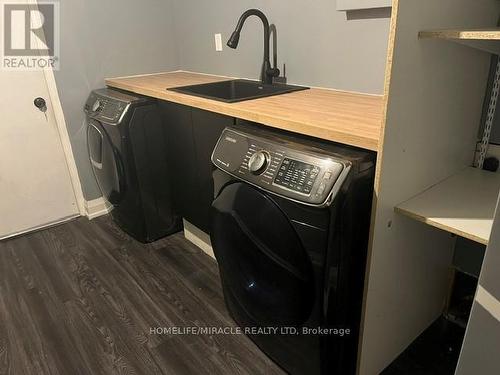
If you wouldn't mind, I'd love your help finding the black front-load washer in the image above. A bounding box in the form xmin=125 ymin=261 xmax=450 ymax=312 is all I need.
xmin=85 ymin=88 xmax=181 ymax=242
xmin=210 ymin=123 xmax=376 ymax=375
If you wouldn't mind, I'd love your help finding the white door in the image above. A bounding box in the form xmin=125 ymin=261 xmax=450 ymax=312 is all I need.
xmin=0 ymin=68 xmax=79 ymax=239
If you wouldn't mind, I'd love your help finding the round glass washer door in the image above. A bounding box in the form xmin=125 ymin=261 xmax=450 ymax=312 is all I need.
xmin=211 ymin=182 xmax=315 ymax=326
xmin=87 ymin=120 xmax=125 ymax=205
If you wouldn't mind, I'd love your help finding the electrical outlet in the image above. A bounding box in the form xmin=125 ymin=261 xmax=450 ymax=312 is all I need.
xmin=214 ymin=33 xmax=223 ymax=52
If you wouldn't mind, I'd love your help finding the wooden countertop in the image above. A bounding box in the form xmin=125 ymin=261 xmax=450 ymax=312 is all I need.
xmin=105 ymin=71 xmax=384 ymax=151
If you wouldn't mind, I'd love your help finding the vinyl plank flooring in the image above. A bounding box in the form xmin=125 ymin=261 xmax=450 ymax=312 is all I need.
xmin=0 ymin=216 xmax=286 ymax=375
xmin=0 ymin=237 xmax=86 ymax=375
xmin=50 ymin=226 xmax=167 ymax=348
xmin=106 ymin=236 xmax=277 ymax=373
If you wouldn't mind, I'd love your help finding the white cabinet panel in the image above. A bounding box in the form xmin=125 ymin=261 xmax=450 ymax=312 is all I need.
xmin=337 ymin=0 xmax=392 ymax=11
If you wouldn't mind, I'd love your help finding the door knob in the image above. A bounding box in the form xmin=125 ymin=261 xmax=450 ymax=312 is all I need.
xmin=34 ymin=97 xmax=47 ymax=112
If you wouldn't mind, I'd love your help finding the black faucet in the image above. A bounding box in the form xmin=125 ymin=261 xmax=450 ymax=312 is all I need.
xmin=227 ymin=9 xmax=280 ymax=85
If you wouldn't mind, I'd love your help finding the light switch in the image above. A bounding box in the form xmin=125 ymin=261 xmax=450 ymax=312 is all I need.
xmin=214 ymin=33 xmax=223 ymax=52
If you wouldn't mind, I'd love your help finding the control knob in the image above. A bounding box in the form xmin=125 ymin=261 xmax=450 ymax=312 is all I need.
xmin=92 ymin=100 xmax=102 ymax=112
xmin=248 ymin=151 xmax=270 ymax=175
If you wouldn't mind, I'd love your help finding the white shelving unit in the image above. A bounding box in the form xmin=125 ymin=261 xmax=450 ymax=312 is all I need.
xmin=359 ymin=1 xmax=500 ymax=374
xmin=395 ymin=167 xmax=500 ymax=245
xmin=336 ymin=0 xmax=391 ymax=11
xmin=402 ymin=27 xmax=500 ymax=241
xmin=417 ymin=27 xmax=500 ymax=375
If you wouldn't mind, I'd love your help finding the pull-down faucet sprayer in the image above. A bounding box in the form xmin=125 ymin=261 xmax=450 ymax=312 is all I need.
xmin=227 ymin=9 xmax=280 ymax=84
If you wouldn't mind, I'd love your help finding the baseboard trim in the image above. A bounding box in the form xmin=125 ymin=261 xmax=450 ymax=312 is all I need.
xmin=183 ymin=219 xmax=215 ymax=258
xmin=84 ymin=197 xmax=113 ymax=220
xmin=0 ymin=214 xmax=79 ymax=241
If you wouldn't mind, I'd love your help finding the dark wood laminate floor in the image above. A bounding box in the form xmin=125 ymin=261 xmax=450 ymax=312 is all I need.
xmin=0 ymin=216 xmax=286 ymax=375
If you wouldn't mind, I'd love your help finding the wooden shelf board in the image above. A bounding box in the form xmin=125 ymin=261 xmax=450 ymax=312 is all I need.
xmin=419 ymin=28 xmax=500 ymax=41
xmin=395 ymin=167 xmax=500 ymax=245
xmin=419 ymin=28 xmax=500 ymax=54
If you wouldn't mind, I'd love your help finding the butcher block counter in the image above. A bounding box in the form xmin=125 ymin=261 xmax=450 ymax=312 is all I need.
xmin=105 ymin=71 xmax=384 ymax=151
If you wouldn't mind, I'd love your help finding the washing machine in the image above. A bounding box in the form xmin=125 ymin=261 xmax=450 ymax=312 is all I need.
xmin=85 ymin=88 xmax=181 ymax=242
xmin=210 ymin=123 xmax=376 ymax=375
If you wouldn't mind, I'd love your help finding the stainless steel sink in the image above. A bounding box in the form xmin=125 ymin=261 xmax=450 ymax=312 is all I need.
xmin=168 ymin=79 xmax=309 ymax=103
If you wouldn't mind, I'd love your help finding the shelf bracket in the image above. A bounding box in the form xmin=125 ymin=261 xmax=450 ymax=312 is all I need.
xmin=477 ymin=58 xmax=500 ymax=169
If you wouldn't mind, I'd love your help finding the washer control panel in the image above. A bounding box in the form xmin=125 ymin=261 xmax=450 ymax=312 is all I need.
xmin=274 ymin=158 xmax=320 ymax=195
xmin=212 ymin=127 xmax=350 ymax=206
xmin=84 ymin=88 xmax=141 ymax=125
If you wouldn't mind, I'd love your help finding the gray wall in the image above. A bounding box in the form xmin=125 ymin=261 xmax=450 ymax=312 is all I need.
xmin=172 ymin=1 xmax=391 ymax=94
xmin=55 ymin=1 xmax=391 ymax=200
xmin=54 ymin=0 xmax=178 ymax=200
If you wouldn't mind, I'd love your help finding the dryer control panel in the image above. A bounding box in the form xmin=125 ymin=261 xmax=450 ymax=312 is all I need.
xmin=211 ymin=127 xmax=351 ymax=207
xmin=84 ymin=88 xmax=145 ymax=125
